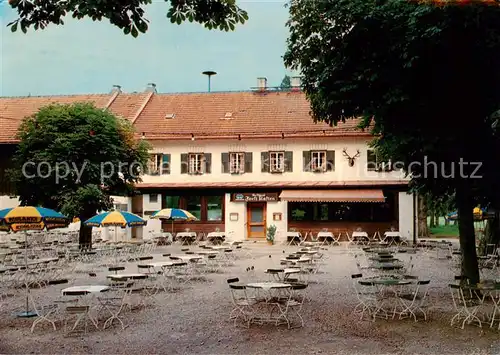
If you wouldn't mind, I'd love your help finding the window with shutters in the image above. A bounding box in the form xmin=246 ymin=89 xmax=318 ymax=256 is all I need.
xmin=147 ymin=154 xmax=170 ymax=175
xmin=148 ymin=154 xmax=162 ymax=175
xmin=189 ymin=153 xmax=204 ymax=174
xmin=229 ymin=152 xmax=245 ymax=174
xmin=311 ymin=151 xmax=326 ymax=171
xmin=269 ymin=151 xmax=285 ymax=173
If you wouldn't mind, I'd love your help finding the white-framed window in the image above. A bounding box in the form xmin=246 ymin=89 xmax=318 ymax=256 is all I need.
xmin=230 ymin=152 xmax=245 ymax=174
xmin=311 ymin=151 xmax=326 ymax=171
xmin=148 ymin=154 xmax=162 ymax=175
xmin=189 ymin=153 xmax=204 ymax=174
xmin=367 ymin=149 xmax=392 ymax=172
xmin=114 ymin=203 xmax=128 ymax=212
xmin=149 ymin=194 xmax=158 ymax=203
xmin=269 ymin=151 xmax=285 ymax=173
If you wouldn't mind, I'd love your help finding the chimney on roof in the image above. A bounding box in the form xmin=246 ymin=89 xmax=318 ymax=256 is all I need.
xmin=111 ymin=85 xmax=121 ymax=94
xmin=257 ymin=77 xmax=267 ymax=92
xmin=291 ymin=76 xmax=301 ymax=91
xmin=145 ymin=83 xmax=157 ymax=93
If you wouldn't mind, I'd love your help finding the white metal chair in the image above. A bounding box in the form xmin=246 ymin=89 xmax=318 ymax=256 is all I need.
xmin=227 ymin=278 xmax=256 ymax=328
xmin=449 ymin=284 xmax=483 ymax=329
xmin=395 ymin=280 xmax=430 ymax=321
xmin=351 ymin=274 xmax=377 ymax=320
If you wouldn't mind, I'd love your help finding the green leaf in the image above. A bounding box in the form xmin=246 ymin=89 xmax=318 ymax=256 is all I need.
xmin=11 ymin=22 xmax=18 ymax=32
xmin=131 ymin=26 xmax=139 ymax=37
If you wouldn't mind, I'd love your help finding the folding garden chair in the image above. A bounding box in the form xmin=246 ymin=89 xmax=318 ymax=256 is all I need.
xmin=449 ymin=284 xmax=483 ymax=329
xmin=351 ymin=274 xmax=377 ymax=320
xmin=227 ymin=279 xmax=256 ymax=328
xmin=395 ymin=280 xmax=430 ymax=321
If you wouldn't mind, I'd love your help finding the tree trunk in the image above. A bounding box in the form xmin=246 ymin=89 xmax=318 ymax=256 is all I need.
xmin=78 ymin=209 xmax=96 ymax=250
xmin=444 ymin=217 xmax=450 ymax=226
xmin=417 ymin=195 xmax=429 ymax=238
xmin=79 ymin=224 xmax=93 ymax=251
xmin=456 ymin=185 xmax=480 ymax=284
xmin=430 ymin=213 xmax=436 ymax=228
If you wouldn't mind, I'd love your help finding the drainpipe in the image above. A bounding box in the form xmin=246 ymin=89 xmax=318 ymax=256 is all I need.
xmin=413 ymin=193 xmax=417 ymax=245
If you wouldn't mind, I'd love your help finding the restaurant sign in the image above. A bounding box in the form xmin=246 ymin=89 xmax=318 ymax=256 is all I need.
xmin=231 ymin=193 xmax=279 ymax=202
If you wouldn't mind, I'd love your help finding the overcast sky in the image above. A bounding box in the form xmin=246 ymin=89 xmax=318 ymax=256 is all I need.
xmin=0 ymin=1 xmax=293 ymax=96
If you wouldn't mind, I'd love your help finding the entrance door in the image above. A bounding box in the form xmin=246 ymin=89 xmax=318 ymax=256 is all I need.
xmin=247 ymin=202 xmax=267 ymax=238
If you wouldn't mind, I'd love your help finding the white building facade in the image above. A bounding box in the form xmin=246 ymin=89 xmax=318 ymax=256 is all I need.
xmin=0 ymin=80 xmax=417 ymax=243
xmin=134 ymin=137 xmax=414 ymax=242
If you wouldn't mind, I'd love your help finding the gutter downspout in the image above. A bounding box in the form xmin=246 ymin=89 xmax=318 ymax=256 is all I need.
xmin=413 ymin=192 xmax=417 ymax=245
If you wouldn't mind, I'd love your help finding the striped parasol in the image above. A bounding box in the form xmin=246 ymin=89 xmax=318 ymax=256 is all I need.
xmin=84 ymin=210 xmax=147 ymax=228
xmin=151 ymin=208 xmax=198 ymax=234
xmin=0 ymin=206 xmax=69 ymax=318
xmin=0 ymin=206 xmax=69 ymax=232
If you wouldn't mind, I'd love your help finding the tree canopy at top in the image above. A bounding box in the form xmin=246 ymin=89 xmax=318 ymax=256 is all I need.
xmin=7 ymin=0 xmax=248 ymax=37
xmin=284 ymin=0 xmax=500 ymax=198
xmin=284 ymin=0 xmax=500 ymax=283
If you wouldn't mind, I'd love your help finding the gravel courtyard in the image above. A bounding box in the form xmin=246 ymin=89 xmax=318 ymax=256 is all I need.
xmin=1 ymin=244 xmax=499 ymax=355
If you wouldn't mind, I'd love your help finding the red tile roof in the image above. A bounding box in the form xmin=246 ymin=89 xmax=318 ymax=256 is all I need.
xmin=0 ymin=90 xmax=369 ymax=143
xmin=0 ymin=94 xmax=112 ymax=143
xmin=133 ymin=91 xmax=368 ymax=140
xmin=0 ymin=93 xmax=149 ymax=143
xmin=135 ymin=180 xmax=408 ymax=189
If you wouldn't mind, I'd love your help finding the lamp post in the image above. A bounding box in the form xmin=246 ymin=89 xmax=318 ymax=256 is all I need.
xmin=202 ymin=71 xmax=217 ymax=92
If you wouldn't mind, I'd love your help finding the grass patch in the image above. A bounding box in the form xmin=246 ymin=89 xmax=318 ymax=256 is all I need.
xmin=429 ymin=224 xmax=459 ymax=237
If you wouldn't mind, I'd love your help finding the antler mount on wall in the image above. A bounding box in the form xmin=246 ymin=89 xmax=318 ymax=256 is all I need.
xmin=342 ymin=148 xmax=361 ymax=167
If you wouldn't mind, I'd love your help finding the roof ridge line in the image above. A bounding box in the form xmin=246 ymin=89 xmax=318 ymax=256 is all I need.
xmin=131 ymin=91 xmax=155 ymax=124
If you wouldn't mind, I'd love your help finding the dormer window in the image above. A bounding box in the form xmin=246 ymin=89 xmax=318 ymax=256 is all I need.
xmin=165 ymin=113 xmax=175 ymax=119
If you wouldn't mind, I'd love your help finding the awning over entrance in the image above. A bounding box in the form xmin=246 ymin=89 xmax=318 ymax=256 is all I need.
xmin=279 ymin=189 xmax=385 ymax=203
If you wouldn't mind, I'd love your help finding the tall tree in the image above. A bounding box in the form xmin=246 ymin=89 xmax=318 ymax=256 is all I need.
xmin=7 ymin=0 xmax=248 ymax=37
xmin=9 ymin=103 xmax=150 ymax=248
xmin=280 ymin=75 xmax=291 ymax=90
xmin=285 ymin=0 xmax=500 ymax=283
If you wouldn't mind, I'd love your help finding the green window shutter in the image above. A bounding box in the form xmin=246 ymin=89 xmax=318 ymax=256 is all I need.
xmin=284 ymin=151 xmax=293 ymax=172
xmin=261 ymin=152 xmax=269 ymax=173
xmin=303 ymin=151 xmax=311 ymax=171
xmin=244 ymin=152 xmax=253 ymax=173
xmin=204 ymin=153 xmax=212 ymax=174
xmin=326 ymin=150 xmax=335 ymax=172
xmin=221 ymin=153 xmax=229 ymax=173
xmin=162 ymin=154 xmax=170 ymax=174
xmin=180 ymin=153 xmax=188 ymax=174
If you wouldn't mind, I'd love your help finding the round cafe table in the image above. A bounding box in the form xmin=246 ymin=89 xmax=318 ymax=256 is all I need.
xmin=369 ymin=256 xmax=399 ymax=263
xmin=107 ymin=273 xmax=148 ymax=281
xmin=62 ymin=285 xmax=110 ymax=295
xmin=371 ymin=262 xmax=404 ymax=271
xmin=359 ymin=278 xmax=411 ymax=286
xmin=247 ymin=282 xmax=291 ymax=290
xmin=245 ymin=282 xmax=292 ymax=325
